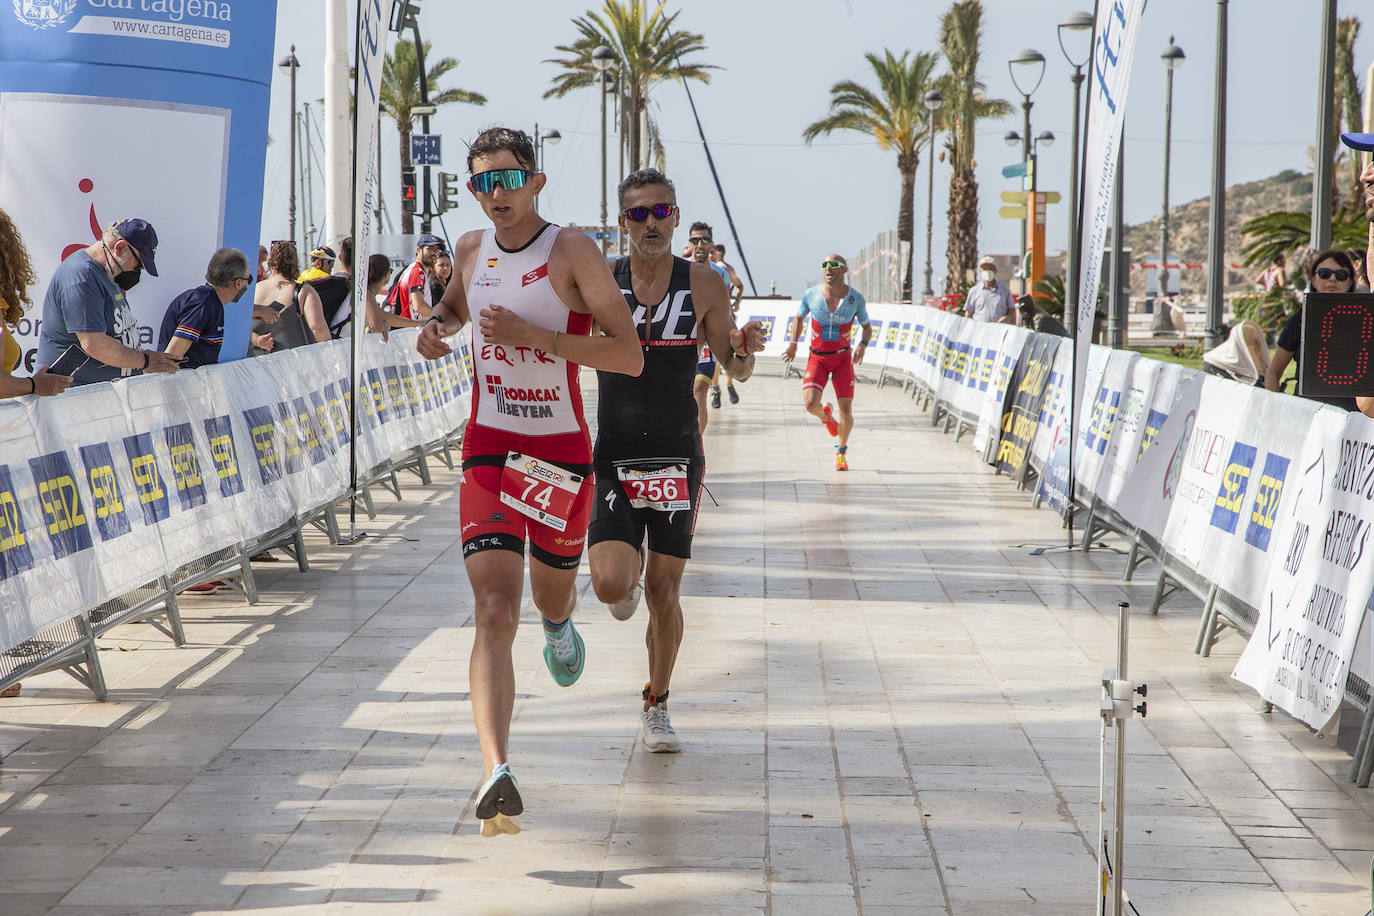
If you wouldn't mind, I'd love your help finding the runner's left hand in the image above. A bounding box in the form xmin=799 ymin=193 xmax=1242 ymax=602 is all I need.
xmin=852 ymin=342 xmax=867 ymax=366
xmin=479 ymin=305 xmax=534 ymax=347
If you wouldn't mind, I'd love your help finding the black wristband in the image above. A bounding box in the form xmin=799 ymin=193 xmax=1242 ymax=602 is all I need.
xmin=142 ymin=351 xmax=149 ymax=369
xmin=29 ymin=377 xmax=36 ymax=395
xmin=731 ymin=347 xmax=752 ymax=361
xmin=426 ymin=315 xmax=444 ymax=328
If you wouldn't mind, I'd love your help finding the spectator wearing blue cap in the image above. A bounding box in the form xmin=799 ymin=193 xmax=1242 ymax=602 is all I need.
xmin=35 ymin=218 xmax=181 ymax=385
xmin=384 ymin=233 xmax=446 ymax=320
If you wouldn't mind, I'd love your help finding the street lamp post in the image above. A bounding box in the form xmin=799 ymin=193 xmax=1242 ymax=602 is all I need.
xmin=278 ymin=46 xmax=300 ymax=252
xmin=1058 ymin=11 xmax=1094 ymax=335
xmin=534 ymin=123 xmax=561 ymax=172
xmin=1009 ymin=49 xmax=1047 ymax=296
xmin=1154 ymin=38 xmax=1186 ymax=332
xmin=592 ymin=45 xmax=614 ymax=256
xmin=922 ymin=89 xmax=943 ymax=299
xmin=1205 ymin=1 xmax=1230 ymax=352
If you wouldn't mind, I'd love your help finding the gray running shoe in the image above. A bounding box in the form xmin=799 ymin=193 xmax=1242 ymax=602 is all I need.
xmin=608 ymin=542 xmax=647 ymax=621
xmin=727 ymin=385 xmax=740 ymax=404
xmin=642 ymin=703 xmax=681 ymax=753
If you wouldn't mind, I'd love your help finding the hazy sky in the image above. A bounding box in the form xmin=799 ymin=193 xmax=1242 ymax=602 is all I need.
xmin=263 ymin=0 xmax=1371 ymax=298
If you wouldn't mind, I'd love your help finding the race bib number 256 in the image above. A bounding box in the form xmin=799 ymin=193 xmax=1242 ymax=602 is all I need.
xmin=499 ymin=452 xmax=582 ymax=531
xmin=617 ymin=464 xmax=690 ymax=511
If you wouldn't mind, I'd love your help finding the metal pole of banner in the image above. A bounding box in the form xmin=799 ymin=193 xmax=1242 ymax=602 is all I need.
xmin=678 ymin=72 xmax=759 ymax=297
xmin=409 ymin=16 xmax=433 ymax=236
xmin=1205 ymin=0 xmax=1229 ymax=351
xmin=1109 ymin=129 xmax=1126 ymax=349
xmin=341 ymin=0 xmax=385 ymax=547
xmin=1066 ymin=4 xmax=1102 ymax=551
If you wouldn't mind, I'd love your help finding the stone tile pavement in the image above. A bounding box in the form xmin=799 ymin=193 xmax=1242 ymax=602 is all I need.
xmin=0 ymin=363 xmax=1371 ymax=914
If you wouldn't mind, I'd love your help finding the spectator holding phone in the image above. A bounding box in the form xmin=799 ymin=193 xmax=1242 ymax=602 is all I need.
xmin=35 ymin=217 xmax=181 ymax=385
xmin=0 ymin=208 xmax=70 ymax=399
xmin=157 ymin=248 xmax=253 ymax=369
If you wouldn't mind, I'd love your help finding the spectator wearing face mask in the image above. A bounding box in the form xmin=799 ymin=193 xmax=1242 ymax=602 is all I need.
xmin=964 ymin=254 xmax=1015 ymax=324
xmin=157 ymin=248 xmax=254 ymax=369
xmin=35 ymin=218 xmax=181 ymax=385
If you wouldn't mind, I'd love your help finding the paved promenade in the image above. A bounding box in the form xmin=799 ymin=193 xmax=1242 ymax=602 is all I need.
xmin=1 ymin=364 xmax=1372 ymax=914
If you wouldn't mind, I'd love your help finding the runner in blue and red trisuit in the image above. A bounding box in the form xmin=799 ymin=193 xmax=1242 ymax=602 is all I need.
xmin=781 ymin=254 xmax=872 ymax=471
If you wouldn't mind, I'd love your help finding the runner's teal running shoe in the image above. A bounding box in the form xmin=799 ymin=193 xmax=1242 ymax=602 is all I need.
xmin=476 ymin=764 xmax=523 ymax=837
xmin=542 ymin=616 xmax=585 ymax=687
xmin=475 ymin=764 xmax=523 ymax=820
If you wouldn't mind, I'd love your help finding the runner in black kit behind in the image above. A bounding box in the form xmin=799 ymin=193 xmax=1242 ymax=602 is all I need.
xmin=588 ymin=168 xmax=766 ymax=752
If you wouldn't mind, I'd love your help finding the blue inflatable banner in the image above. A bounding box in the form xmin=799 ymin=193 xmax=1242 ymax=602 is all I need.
xmin=0 ymin=0 xmax=279 ymax=368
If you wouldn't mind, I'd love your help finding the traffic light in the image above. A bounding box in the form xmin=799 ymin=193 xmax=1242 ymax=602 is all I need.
xmin=437 ymin=171 xmax=461 ymax=214
xmin=400 ymin=166 xmax=417 ymax=215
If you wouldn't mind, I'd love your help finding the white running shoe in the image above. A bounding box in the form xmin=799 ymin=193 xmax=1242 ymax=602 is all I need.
xmin=642 ymin=703 xmax=681 ymax=753
xmin=607 ymin=542 xmax=647 ymax=621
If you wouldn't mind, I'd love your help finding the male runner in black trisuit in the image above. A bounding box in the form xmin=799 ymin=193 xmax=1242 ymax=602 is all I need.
xmin=589 ymin=168 xmax=765 ymax=752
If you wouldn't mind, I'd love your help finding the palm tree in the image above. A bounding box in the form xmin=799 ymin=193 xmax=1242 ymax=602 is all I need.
xmin=1334 ymin=17 xmax=1364 ymax=211
xmin=938 ymin=0 xmax=1012 ymax=298
xmin=545 ymin=0 xmax=715 ymax=171
xmin=803 ymin=50 xmax=940 ymax=302
xmin=380 ymin=41 xmax=486 ymax=234
xmin=1240 ymin=208 xmax=1369 ymax=270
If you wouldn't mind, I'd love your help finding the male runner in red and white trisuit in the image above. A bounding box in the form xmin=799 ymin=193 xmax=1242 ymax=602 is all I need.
xmin=589 ymin=168 xmax=766 ymax=753
xmin=417 ymin=127 xmax=643 ymax=836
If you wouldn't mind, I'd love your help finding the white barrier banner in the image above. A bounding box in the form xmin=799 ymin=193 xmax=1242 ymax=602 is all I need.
xmin=0 ymin=329 xmax=471 ymax=658
xmin=1200 ymin=389 xmax=1321 ymax=609
xmin=1031 ymin=343 xmax=1074 ymax=512
xmin=1116 ymin=372 xmax=1204 ymax=540
xmin=1233 ymin=409 xmax=1374 ymax=732
xmin=1160 ymin=377 xmax=1255 ymax=571
xmin=973 ymin=326 xmax=1030 ymax=459
xmin=1095 ymin=355 xmax=1163 ymax=508
xmin=1076 ymin=349 xmax=1138 ymax=497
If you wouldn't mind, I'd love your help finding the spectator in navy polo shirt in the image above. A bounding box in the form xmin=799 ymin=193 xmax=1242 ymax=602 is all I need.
xmin=157 ymin=247 xmax=253 ymax=369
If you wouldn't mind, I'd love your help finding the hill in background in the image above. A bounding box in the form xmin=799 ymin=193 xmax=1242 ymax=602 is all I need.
xmin=1118 ymin=169 xmax=1315 ymax=298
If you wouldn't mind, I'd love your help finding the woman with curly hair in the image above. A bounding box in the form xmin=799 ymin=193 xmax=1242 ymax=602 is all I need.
xmin=0 ymin=208 xmax=71 ymax=399
xmin=0 ymin=210 xmax=70 ymax=697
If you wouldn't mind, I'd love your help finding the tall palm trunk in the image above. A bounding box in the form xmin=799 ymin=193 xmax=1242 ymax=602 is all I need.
xmin=398 ymin=122 xmax=415 ymax=235
xmin=897 ymin=152 xmax=917 ymax=302
xmin=946 ymin=166 xmax=979 ymax=297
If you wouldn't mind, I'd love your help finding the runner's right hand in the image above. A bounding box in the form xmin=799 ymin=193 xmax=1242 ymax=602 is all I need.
xmin=417 ymin=320 xmax=453 ymax=360
xmin=145 ymin=351 xmax=182 ymax=374
xmin=781 ymin=341 xmax=797 ymax=363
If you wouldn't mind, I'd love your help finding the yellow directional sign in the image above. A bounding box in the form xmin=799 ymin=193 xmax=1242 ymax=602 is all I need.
xmin=1042 ymin=191 xmax=1062 ymax=204
xmin=1000 ymin=190 xmax=1028 ymax=204
xmin=998 ymin=205 xmax=1027 ymax=219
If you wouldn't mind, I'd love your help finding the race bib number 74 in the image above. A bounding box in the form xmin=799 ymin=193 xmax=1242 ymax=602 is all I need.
xmin=617 ymin=464 xmax=690 ymax=511
xmin=499 ymin=452 xmax=583 ymax=531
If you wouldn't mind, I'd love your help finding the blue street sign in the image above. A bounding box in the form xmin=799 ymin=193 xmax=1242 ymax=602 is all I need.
xmin=1001 ymin=162 xmax=1027 ymax=179
xmin=411 ymin=133 xmax=441 ymax=166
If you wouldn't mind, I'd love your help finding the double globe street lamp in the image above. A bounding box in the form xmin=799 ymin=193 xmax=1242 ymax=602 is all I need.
xmin=1008 ymin=48 xmax=1047 ymax=296
xmin=1057 ymin=11 xmax=1094 ymax=333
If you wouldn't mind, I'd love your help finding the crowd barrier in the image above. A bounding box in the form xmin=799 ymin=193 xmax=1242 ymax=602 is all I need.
xmin=0 ymin=328 xmax=474 ymax=749
xmin=738 ymin=298 xmax=1374 ymax=787
xmin=7 ymin=301 xmax=1374 ymax=788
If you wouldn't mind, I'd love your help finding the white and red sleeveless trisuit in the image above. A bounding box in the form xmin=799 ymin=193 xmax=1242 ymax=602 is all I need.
xmin=462 ymin=223 xmax=594 ymax=463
